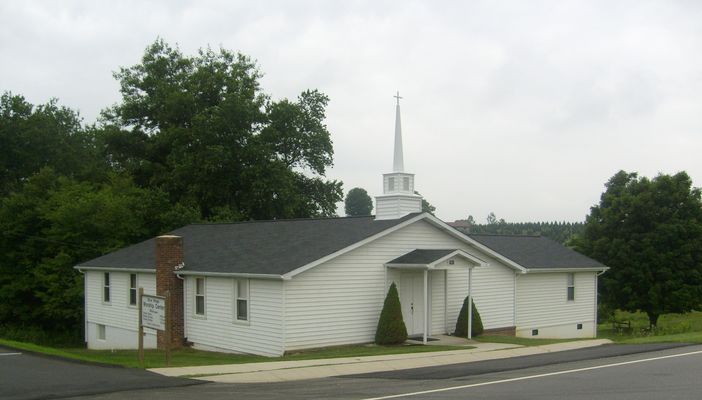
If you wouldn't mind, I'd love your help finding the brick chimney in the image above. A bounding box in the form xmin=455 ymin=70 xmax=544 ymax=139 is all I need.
xmin=156 ymin=235 xmax=185 ymax=349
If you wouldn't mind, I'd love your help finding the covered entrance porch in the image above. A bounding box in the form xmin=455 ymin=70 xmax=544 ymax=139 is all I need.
xmin=384 ymin=249 xmax=486 ymax=344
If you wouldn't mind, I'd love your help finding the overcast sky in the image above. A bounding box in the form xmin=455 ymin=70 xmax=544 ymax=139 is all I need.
xmin=2 ymin=1 xmax=701 ymax=223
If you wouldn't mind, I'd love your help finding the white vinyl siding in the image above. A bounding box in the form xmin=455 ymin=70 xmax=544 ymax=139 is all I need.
xmin=516 ymin=272 xmax=597 ymax=338
xmin=284 ymin=220 xmax=516 ymax=350
xmin=468 ymin=258 xmax=517 ymax=330
xmin=375 ymin=195 xmax=423 ymax=220
xmin=443 ymin=257 xmax=516 ymax=332
xmin=85 ymin=271 xmax=157 ymax=349
xmin=185 ymin=276 xmax=283 ymax=357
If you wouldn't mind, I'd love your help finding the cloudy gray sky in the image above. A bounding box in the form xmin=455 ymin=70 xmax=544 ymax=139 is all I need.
xmin=2 ymin=0 xmax=701 ymax=223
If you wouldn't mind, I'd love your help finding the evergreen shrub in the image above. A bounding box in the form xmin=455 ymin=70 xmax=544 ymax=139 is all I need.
xmin=454 ymin=296 xmax=484 ymax=337
xmin=375 ymin=282 xmax=408 ymax=345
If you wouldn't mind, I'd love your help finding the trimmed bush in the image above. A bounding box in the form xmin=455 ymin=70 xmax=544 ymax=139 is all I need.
xmin=375 ymin=282 xmax=408 ymax=345
xmin=454 ymin=296 xmax=484 ymax=337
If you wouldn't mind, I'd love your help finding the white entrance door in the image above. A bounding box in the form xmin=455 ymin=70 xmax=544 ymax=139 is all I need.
xmin=400 ymin=272 xmax=425 ymax=336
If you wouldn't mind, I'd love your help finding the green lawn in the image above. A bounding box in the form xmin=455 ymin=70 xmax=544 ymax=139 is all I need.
xmin=598 ymin=310 xmax=702 ymax=344
xmin=0 ymin=338 xmax=469 ymax=369
xmin=476 ymin=310 xmax=702 ymax=346
xmin=476 ymin=335 xmax=582 ymax=347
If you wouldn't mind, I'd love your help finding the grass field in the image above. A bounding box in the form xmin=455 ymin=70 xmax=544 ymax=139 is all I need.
xmin=0 ymin=338 xmax=469 ymax=368
xmin=598 ymin=310 xmax=702 ymax=344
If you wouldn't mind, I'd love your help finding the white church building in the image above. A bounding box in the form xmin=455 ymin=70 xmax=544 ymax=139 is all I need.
xmin=75 ymin=98 xmax=607 ymax=357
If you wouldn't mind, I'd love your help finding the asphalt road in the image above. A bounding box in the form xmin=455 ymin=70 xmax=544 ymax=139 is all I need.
xmin=372 ymin=345 xmax=702 ymax=400
xmin=3 ymin=343 xmax=702 ymax=400
xmin=0 ymin=346 xmax=199 ymax=400
xmin=346 ymin=342 xmax=689 ymax=380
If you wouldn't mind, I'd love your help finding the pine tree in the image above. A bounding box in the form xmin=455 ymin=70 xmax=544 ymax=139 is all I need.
xmin=375 ymin=282 xmax=408 ymax=345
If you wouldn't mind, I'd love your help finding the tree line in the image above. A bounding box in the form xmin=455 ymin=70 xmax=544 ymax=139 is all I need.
xmin=0 ymin=39 xmax=342 ymax=342
xmin=453 ymin=215 xmax=584 ymax=245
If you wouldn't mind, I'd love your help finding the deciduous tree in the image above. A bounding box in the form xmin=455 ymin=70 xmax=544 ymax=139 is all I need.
xmin=101 ymin=39 xmax=342 ymax=220
xmin=0 ymin=168 xmax=197 ymax=333
xmin=0 ymin=93 xmax=104 ymax=196
xmin=414 ymin=191 xmax=436 ymax=214
xmin=344 ymin=187 xmax=373 ymax=216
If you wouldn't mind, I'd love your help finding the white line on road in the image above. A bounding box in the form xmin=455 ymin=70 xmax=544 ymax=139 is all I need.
xmin=0 ymin=352 xmax=22 ymax=356
xmin=361 ymin=349 xmax=702 ymax=400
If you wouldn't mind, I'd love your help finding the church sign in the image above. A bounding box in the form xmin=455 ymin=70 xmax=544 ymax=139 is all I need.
xmin=141 ymin=294 xmax=166 ymax=331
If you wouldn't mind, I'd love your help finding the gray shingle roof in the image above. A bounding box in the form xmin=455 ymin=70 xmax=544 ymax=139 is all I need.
xmin=78 ymin=213 xmax=420 ymax=275
xmin=467 ymin=234 xmax=607 ymax=270
xmin=386 ymin=249 xmax=457 ymax=265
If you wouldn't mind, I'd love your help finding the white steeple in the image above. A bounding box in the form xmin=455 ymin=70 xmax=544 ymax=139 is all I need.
xmin=375 ymin=92 xmax=423 ymax=220
xmin=393 ymin=92 xmax=404 ymax=172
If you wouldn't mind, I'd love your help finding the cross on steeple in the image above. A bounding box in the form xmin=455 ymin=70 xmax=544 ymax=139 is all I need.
xmin=394 ymin=91 xmax=402 ymax=106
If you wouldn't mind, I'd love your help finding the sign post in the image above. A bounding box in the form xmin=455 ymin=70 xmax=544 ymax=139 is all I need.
xmin=139 ymin=292 xmax=167 ymax=367
xmin=165 ymin=290 xmax=171 ymax=367
xmin=138 ymin=288 xmax=145 ymax=367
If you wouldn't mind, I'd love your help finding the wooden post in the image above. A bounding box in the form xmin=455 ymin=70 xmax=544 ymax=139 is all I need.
xmin=138 ymin=287 xmax=144 ymax=368
xmin=165 ymin=290 xmax=171 ymax=367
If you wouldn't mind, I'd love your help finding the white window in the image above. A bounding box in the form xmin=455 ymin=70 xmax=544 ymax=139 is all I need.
xmin=195 ymin=277 xmax=206 ymax=316
xmin=97 ymin=324 xmax=106 ymax=340
xmin=567 ymin=273 xmax=575 ymax=301
xmin=403 ymin=177 xmax=410 ymax=191
xmin=388 ymin=177 xmax=395 ymax=191
xmin=235 ymin=279 xmax=249 ymax=322
xmin=103 ymin=273 xmax=111 ymax=303
xmin=129 ymin=273 xmax=137 ymax=306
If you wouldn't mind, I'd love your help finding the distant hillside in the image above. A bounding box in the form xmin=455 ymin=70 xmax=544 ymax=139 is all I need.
xmin=449 ymin=220 xmax=584 ymax=245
